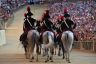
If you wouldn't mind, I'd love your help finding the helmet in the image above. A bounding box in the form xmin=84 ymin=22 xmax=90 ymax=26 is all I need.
xmin=64 ymin=8 xmax=68 ymax=14
xmin=45 ymin=10 xmax=49 ymax=13
xmin=45 ymin=10 xmax=49 ymax=15
xmin=44 ymin=10 xmax=50 ymax=19
xmin=27 ymin=6 xmax=30 ymax=11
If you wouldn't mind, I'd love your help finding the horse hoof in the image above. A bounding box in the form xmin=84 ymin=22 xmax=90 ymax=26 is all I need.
xmin=50 ymin=60 xmax=53 ymax=62
xmin=32 ymin=57 xmax=34 ymax=59
xmin=62 ymin=56 xmax=65 ymax=59
xmin=26 ymin=57 xmax=29 ymax=59
xmin=45 ymin=60 xmax=48 ymax=63
xmin=36 ymin=60 xmax=38 ymax=62
xmin=68 ymin=61 xmax=71 ymax=63
xmin=43 ymin=54 xmax=45 ymax=57
xmin=49 ymin=57 xmax=52 ymax=60
xmin=38 ymin=52 xmax=41 ymax=55
xmin=67 ymin=60 xmax=71 ymax=63
xmin=26 ymin=55 xmax=29 ymax=59
xmin=29 ymin=60 xmax=32 ymax=62
xmin=58 ymin=53 xmax=60 ymax=56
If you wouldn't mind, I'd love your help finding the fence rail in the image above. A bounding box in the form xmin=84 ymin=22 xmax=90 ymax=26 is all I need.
xmin=73 ymin=40 xmax=96 ymax=52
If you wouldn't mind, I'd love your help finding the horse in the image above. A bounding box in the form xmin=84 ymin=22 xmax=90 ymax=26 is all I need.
xmin=19 ymin=33 xmax=28 ymax=59
xmin=61 ymin=30 xmax=74 ymax=63
xmin=27 ymin=30 xmax=40 ymax=62
xmin=42 ymin=31 xmax=55 ymax=62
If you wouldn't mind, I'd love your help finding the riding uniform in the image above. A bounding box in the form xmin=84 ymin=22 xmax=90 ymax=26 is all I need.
xmin=41 ymin=11 xmax=54 ymax=31
xmin=40 ymin=10 xmax=56 ymax=43
xmin=20 ymin=6 xmax=37 ymax=41
xmin=55 ymin=17 xmax=63 ymax=43
xmin=60 ymin=13 xmax=77 ymax=41
xmin=61 ymin=19 xmax=75 ymax=32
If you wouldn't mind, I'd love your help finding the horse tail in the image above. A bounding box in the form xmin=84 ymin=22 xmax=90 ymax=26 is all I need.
xmin=32 ymin=32 xmax=37 ymax=45
xmin=64 ymin=31 xmax=73 ymax=51
xmin=65 ymin=33 xmax=69 ymax=42
xmin=45 ymin=32 xmax=54 ymax=48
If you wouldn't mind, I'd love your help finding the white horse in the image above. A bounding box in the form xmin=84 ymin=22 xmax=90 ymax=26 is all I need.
xmin=61 ymin=30 xmax=74 ymax=63
xmin=42 ymin=31 xmax=55 ymax=62
xmin=27 ymin=30 xmax=40 ymax=62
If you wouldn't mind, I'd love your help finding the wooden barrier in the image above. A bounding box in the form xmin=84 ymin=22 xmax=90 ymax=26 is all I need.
xmin=73 ymin=40 xmax=96 ymax=52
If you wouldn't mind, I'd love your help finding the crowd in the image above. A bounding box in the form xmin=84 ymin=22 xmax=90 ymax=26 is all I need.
xmin=49 ymin=0 xmax=96 ymax=41
xmin=0 ymin=0 xmax=47 ymax=21
xmin=0 ymin=0 xmax=27 ymax=21
xmin=0 ymin=0 xmax=96 ymax=40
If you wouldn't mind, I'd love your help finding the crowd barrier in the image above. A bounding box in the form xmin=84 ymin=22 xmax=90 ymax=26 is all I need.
xmin=73 ymin=40 xmax=96 ymax=52
xmin=0 ymin=30 xmax=6 ymax=46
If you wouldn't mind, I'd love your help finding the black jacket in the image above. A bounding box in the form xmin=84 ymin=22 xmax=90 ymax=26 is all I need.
xmin=61 ymin=19 xmax=76 ymax=32
xmin=23 ymin=17 xmax=36 ymax=33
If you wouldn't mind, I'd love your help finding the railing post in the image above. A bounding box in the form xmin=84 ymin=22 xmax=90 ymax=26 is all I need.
xmin=80 ymin=41 xmax=83 ymax=50
xmin=92 ymin=40 xmax=95 ymax=52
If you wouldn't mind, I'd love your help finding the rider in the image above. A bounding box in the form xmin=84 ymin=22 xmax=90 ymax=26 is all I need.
xmin=60 ymin=8 xmax=76 ymax=32
xmin=56 ymin=16 xmax=64 ymax=43
xmin=20 ymin=6 xmax=37 ymax=41
xmin=27 ymin=6 xmax=33 ymax=17
xmin=26 ymin=6 xmax=37 ymax=29
xmin=40 ymin=10 xmax=57 ymax=43
xmin=19 ymin=13 xmax=28 ymax=41
xmin=41 ymin=10 xmax=54 ymax=31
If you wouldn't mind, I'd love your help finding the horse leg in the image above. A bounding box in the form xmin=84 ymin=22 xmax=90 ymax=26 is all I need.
xmin=29 ymin=42 xmax=35 ymax=62
xmin=61 ymin=43 xmax=65 ymax=59
xmin=67 ymin=43 xmax=72 ymax=63
xmin=42 ymin=44 xmax=46 ymax=56
xmin=24 ymin=46 xmax=28 ymax=59
xmin=38 ymin=44 xmax=41 ymax=55
xmin=36 ymin=44 xmax=39 ymax=62
xmin=58 ymin=45 xmax=61 ymax=56
xmin=54 ymin=47 xmax=56 ymax=55
xmin=26 ymin=45 xmax=30 ymax=59
xmin=45 ymin=48 xmax=49 ymax=62
xmin=67 ymin=51 xmax=71 ymax=63
xmin=50 ymin=48 xmax=54 ymax=62
xmin=65 ymin=47 xmax=71 ymax=63
xmin=29 ymin=46 xmax=33 ymax=62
